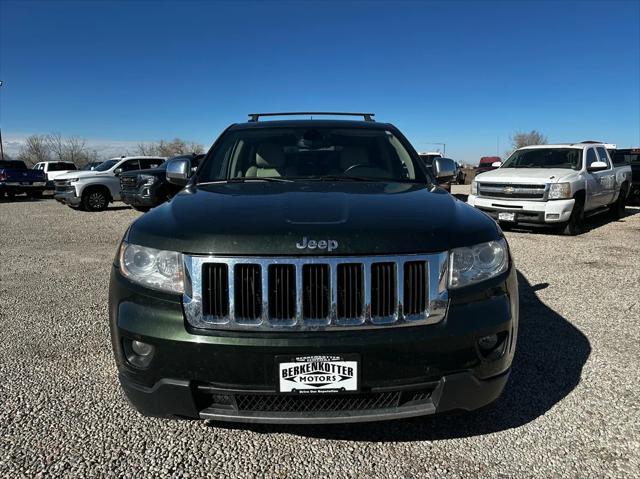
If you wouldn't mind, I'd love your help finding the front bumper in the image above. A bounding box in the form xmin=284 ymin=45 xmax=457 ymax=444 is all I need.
xmin=1 ymin=183 xmax=47 ymax=194
xmin=121 ymin=191 xmax=159 ymax=208
xmin=54 ymin=189 xmax=81 ymax=207
xmin=467 ymin=194 xmax=575 ymax=225
xmin=109 ymin=264 xmax=518 ymax=423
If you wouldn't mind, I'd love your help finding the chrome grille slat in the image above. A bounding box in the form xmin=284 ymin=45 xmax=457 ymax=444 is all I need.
xmin=183 ymin=254 xmax=449 ymax=331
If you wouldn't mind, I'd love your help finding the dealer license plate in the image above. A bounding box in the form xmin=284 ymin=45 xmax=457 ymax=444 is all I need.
xmin=277 ymin=354 xmax=359 ymax=394
xmin=498 ymin=212 xmax=516 ymax=222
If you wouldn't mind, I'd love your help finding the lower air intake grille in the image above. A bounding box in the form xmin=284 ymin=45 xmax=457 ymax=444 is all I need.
xmin=202 ymin=264 xmax=229 ymax=318
xmin=235 ymin=392 xmax=402 ymax=412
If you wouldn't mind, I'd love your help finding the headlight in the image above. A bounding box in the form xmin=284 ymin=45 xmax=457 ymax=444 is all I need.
xmin=471 ymin=181 xmax=478 ymax=195
xmin=548 ymin=182 xmax=571 ymax=200
xmin=449 ymin=239 xmax=509 ymax=289
xmin=118 ymin=242 xmax=184 ymax=293
xmin=66 ymin=178 xmax=79 ymax=183
xmin=140 ymin=174 xmax=157 ymax=186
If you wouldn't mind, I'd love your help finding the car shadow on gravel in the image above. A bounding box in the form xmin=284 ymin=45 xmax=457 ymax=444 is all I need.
xmin=211 ymin=271 xmax=591 ymax=441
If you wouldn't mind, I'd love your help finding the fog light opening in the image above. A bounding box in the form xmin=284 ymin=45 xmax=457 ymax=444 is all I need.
xmin=546 ymin=213 xmax=560 ymax=220
xmin=124 ymin=338 xmax=155 ymax=368
xmin=131 ymin=340 xmax=153 ymax=356
xmin=477 ymin=332 xmax=508 ymax=361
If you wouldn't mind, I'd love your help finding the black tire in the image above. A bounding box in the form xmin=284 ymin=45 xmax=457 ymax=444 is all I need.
xmin=561 ymin=196 xmax=585 ymax=236
xmin=608 ymin=187 xmax=627 ymax=220
xmin=133 ymin=206 xmax=150 ymax=212
xmin=27 ymin=191 xmax=43 ymax=199
xmin=81 ymin=188 xmax=109 ymax=212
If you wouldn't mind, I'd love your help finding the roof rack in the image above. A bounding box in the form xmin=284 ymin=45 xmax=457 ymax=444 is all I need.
xmin=247 ymin=112 xmax=375 ymax=122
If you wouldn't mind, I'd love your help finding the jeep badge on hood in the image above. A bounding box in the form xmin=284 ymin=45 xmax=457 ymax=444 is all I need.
xmin=296 ymin=236 xmax=339 ymax=252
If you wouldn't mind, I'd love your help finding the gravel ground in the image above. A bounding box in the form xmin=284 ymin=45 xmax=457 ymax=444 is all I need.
xmin=1 ymin=190 xmax=639 ymax=478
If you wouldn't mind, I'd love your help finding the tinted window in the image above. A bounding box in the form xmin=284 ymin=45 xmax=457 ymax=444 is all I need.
xmin=612 ymin=149 xmax=640 ymax=165
xmin=140 ymin=158 xmax=163 ymax=169
xmin=502 ymin=149 xmax=582 ymax=170
xmin=0 ymin=160 xmax=27 ymax=169
xmin=198 ymin=127 xmax=425 ymax=183
xmin=586 ymin=148 xmax=598 ymax=167
xmin=596 ymin=147 xmax=610 ymax=167
xmin=119 ymin=160 xmax=141 ymax=172
xmin=94 ymin=159 xmax=119 ymax=171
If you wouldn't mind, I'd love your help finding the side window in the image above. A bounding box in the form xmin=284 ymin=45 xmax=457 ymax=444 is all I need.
xmin=120 ymin=160 xmax=140 ymax=172
xmin=586 ymin=148 xmax=598 ymax=168
xmin=596 ymin=147 xmax=611 ymax=167
xmin=48 ymin=163 xmax=60 ymax=171
xmin=63 ymin=162 xmax=77 ymax=170
xmin=141 ymin=158 xmax=161 ymax=169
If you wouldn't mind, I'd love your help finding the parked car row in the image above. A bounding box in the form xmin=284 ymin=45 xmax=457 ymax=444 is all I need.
xmin=468 ymin=141 xmax=633 ymax=235
xmin=54 ymin=156 xmax=165 ymax=211
xmin=0 ymin=159 xmax=47 ymax=198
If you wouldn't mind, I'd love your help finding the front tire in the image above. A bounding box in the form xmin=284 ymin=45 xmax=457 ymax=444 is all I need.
xmin=28 ymin=191 xmax=43 ymax=199
xmin=82 ymin=189 xmax=109 ymax=212
xmin=561 ymin=196 xmax=585 ymax=236
xmin=133 ymin=206 xmax=150 ymax=212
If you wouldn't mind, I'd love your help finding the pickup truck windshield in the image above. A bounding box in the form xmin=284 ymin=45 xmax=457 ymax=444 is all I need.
xmin=502 ymin=148 xmax=582 ymax=170
xmin=197 ymin=127 xmax=423 ymax=183
xmin=94 ymin=159 xmax=119 ymax=172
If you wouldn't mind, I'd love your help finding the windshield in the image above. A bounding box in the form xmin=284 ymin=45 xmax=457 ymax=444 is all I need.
xmin=197 ymin=127 xmax=425 ymax=183
xmin=94 ymin=159 xmax=119 ymax=172
xmin=0 ymin=160 xmax=27 ymax=169
xmin=612 ymin=149 xmax=640 ymax=165
xmin=502 ymin=148 xmax=582 ymax=170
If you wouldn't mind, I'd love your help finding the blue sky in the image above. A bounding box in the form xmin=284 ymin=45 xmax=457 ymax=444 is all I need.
xmin=1 ymin=0 xmax=639 ymax=164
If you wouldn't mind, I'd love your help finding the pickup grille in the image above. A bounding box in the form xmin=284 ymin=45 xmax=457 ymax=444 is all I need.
xmin=120 ymin=176 xmax=139 ymax=191
xmin=477 ymin=183 xmax=547 ymax=200
xmin=186 ymin=254 xmax=449 ymax=331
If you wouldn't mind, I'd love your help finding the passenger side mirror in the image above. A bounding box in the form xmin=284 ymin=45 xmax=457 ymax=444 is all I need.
xmin=491 ymin=161 xmax=502 ymax=168
xmin=114 ymin=168 xmax=123 ymax=176
xmin=432 ymin=157 xmax=457 ymax=182
xmin=587 ymin=161 xmax=608 ymax=172
xmin=166 ymin=158 xmax=191 ymax=186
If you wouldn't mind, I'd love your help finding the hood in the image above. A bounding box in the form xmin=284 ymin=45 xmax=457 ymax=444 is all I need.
xmin=475 ymin=167 xmax=575 ymax=184
xmin=127 ymin=182 xmax=501 ymax=256
xmin=55 ymin=170 xmax=107 ymax=180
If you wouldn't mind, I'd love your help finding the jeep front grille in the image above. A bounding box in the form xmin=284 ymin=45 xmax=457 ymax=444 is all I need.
xmin=477 ymin=182 xmax=547 ymax=200
xmin=120 ymin=176 xmax=139 ymax=191
xmin=186 ymin=254 xmax=449 ymax=331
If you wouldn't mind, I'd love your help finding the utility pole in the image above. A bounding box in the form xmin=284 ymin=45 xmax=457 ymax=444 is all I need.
xmin=0 ymin=80 xmax=4 ymax=161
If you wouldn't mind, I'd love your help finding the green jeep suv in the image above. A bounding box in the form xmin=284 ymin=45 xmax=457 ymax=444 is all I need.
xmin=109 ymin=112 xmax=518 ymax=424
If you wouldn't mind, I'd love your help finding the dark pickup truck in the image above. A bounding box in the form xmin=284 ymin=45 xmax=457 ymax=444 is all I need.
xmin=109 ymin=112 xmax=518 ymax=424
xmin=120 ymin=154 xmax=204 ymax=211
xmin=0 ymin=160 xmax=47 ymax=199
xmin=611 ymin=148 xmax=640 ymax=204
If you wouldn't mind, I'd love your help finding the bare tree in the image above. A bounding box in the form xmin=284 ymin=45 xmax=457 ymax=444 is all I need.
xmin=65 ymin=136 xmax=87 ymax=164
xmin=46 ymin=133 xmax=66 ymax=161
xmin=17 ymin=135 xmax=51 ymax=166
xmin=510 ymin=130 xmax=548 ymax=150
xmin=136 ymin=138 xmax=204 ymax=157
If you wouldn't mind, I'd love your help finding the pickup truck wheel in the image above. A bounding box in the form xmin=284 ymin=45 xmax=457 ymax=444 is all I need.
xmin=609 ymin=188 xmax=627 ymax=220
xmin=133 ymin=206 xmax=150 ymax=212
xmin=561 ymin=197 xmax=584 ymax=236
xmin=82 ymin=189 xmax=108 ymax=212
xmin=27 ymin=191 xmax=43 ymax=199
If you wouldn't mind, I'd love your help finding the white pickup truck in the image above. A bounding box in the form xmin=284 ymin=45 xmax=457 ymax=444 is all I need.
xmin=33 ymin=161 xmax=78 ymax=188
xmin=467 ymin=142 xmax=632 ymax=235
xmin=54 ymin=156 xmax=165 ymax=211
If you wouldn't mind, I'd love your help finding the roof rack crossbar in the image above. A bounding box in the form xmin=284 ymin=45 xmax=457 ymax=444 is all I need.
xmin=248 ymin=112 xmax=375 ymax=122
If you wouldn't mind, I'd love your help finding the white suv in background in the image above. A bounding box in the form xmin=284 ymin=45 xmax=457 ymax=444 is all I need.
xmin=467 ymin=142 xmax=632 ymax=235
xmin=54 ymin=156 xmax=165 ymax=211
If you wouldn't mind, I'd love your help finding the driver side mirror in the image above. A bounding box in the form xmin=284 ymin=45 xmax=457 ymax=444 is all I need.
xmin=587 ymin=161 xmax=608 ymax=172
xmin=114 ymin=167 xmax=123 ymax=176
xmin=491 ymin=161 xmax=502 ymax=168
xmin=166 ymin=158 xmax=191 ymax=186
xmin=432 ymin=157 xmax=457 ymax=182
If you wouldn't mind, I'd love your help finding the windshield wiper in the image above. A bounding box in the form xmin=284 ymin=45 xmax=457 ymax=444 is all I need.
xmin=198 ymin=177 xmax=294 ymax=185
xmin=298 ymin=175 xmax=381 ymax=182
